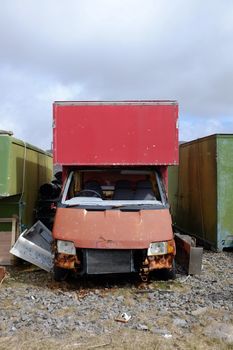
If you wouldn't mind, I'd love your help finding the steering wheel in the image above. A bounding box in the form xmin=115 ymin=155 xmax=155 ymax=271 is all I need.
xmin=76 ymin=189 xmax=102 ymax=198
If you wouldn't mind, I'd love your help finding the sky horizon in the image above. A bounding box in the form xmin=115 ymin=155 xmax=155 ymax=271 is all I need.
xmin=0 ymin=0 xmax=233 ymax=150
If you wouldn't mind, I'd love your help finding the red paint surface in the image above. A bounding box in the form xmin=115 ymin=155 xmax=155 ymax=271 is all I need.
xmin=53 ymin=101 xmax=178 ymax=166
xmin=53 ymin=208 xmax=173 ymax=249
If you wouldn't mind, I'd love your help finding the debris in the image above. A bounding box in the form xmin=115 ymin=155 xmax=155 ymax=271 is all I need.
xmin=151 ymin=327 xmax=168 ymax=335
xmin=115 ymin=312 xmax=131 ymax=323
xmin=0 ymin=249 xmax=232 ymax=346
xmin=175 ymin=233 xmax=203 ymax=275
xmin=173 ymin=318 xmax=187 ymax=327
xmin=191 ymin=307 xmax=208 ymax=316
xmin=157 ymin=289 xmax=173 ymax=293
xmin=0 ymin=266 xmax=6 ymax=284
xmin=179 ymin=275 xmax=191 ymax=283
xmin=163 ymin=333 xmax=172 ymax=339
xmin=10 ymin=221 xmax=54 ymax=272
xmin=204 ymin=322 xmax=233 ymax=344
xmin=136 ymin=324 xmax=149 ymax=331
xmin=17 ymin=266 xmax=42 ymax=274
xmin=135 ymin=289 xmax=155 ymax=294
xmin=87 ymin=337 xmax=112 ymax=349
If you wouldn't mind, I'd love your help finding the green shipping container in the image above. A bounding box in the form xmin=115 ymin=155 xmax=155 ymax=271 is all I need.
xmin=0 ymin=133 xmax=53 ymax=232
xmin=168 ymin=134 xmax=233 ymax=251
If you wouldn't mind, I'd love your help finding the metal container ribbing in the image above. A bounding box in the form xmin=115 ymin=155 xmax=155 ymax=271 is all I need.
xmin=168 ymin=134 xmax=233 ymax=250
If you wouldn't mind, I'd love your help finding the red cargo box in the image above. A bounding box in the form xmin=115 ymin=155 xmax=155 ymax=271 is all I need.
xmin=53 ymin=101 xmax=178 ymax=166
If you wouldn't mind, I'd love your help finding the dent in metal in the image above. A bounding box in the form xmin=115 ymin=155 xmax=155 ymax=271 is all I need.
xmin=10 ymin=221 xmax=54 ymax=272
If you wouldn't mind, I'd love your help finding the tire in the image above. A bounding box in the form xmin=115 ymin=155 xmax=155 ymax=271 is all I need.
xmin=53 ymin=266 xmax=69 ymax=281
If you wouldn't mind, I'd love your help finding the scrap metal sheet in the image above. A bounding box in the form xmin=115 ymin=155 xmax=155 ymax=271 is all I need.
xmin=10 ymin=221 xmax=54 ymax=272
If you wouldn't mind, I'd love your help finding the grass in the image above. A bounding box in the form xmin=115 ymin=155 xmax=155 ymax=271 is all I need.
xmin=1 ymin=266 xmax=232 ymax=350
xmin=1 ymin=329 xmax=233 ymax=350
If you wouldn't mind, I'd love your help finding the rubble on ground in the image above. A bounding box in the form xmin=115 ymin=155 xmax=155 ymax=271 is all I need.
xmin=0 ymin=251 xmax=232 ymax=349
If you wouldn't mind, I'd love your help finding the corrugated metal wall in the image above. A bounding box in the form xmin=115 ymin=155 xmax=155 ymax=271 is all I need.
xmin=217 ymin=136 xmax=233 ymax=249
xmin=0 ymin=135 xmax=53 ymax=231
xmin=168 ymin=134 xmax=233 ymax=250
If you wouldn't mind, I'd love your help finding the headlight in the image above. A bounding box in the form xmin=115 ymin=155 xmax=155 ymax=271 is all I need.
xmin=147 ymin=242 xmax=168 ymax=256
xmin=57 ymin=240 xmax=76 ymax=255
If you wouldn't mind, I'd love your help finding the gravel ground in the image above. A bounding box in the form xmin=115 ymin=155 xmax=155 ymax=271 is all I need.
xmin=0 ymin=250 xmax=233 ymax=350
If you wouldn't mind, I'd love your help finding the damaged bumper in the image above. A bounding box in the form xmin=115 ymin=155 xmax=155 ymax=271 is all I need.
xmin=54 ymin=252 xmax=80 ymax=269
xmin=140 ymin=239 xmax=176 ymax=280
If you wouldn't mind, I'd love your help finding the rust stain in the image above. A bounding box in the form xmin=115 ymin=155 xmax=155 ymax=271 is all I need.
xmin=140 ymin=254 xmax=174 ymax=281
xmin=147 ymin=254 xmax=173 ymax=269
xmin=0 ymin=266 xmax=6 ymax=283
xmin=54 ymin=253 xmax=80 ymax=269
xmin=53 ymin=207 xmax=173 ymax=249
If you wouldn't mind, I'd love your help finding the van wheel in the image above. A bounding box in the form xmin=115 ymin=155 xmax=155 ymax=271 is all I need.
xmin=53 ymin=266 xmax=69 ymax=281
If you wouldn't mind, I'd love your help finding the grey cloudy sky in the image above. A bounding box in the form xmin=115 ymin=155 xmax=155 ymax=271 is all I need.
xmin=0 ymin=0 xmax=233 ymax=149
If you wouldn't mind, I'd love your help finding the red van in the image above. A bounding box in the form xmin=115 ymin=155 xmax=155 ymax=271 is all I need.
xmin=52 ymin=101 xmax=178 ymax=281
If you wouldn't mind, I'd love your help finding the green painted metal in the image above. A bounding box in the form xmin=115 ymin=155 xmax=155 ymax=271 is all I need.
xmin=0 ymin=134 xmax=53 ymax=232
xmin=168 ymin=134 xmax=233 ymax=251
xmin=0 ymin=136 xmax=11 ymax=196
xmin=0 ymin=135 xmax=52 ymax=197
xmin=217 ymin=135 xmax=233 ymax=249
xmin=0 ymin=195 xmax=21 ymax=231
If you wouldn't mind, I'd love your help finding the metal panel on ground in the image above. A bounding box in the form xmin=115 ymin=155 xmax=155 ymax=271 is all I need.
xmin=10 ymin=221 xmax=54 ymax=272
xmin=175 ymin=233 xmax=203 ymax=275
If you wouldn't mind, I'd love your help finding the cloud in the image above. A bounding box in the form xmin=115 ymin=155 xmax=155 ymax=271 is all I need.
xmin=0 ymin=65 xmax=85 ymax=148
xmin=180 ymin=116 xmax=233 ymax=141
xmin=36 ymin=83 xmax=83 ymax=103
xmin=0 ymin=0 xmax=233 ymax=148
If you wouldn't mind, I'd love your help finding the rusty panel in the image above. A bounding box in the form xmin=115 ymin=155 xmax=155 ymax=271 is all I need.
xmin=0 ymin=267 xmax=6 ymax=282
xmin=175 ymin=233 xmax=203 ymax=275
xmin=53 ymin=101 xmax=178 ymax=166
xmin=146 ymin=254 xmax=173 ymax=270
xmin=53 ymin=208 xmax=173 ymax=249
xmin=175 ymin=136 xmax=217 ymax=247
xmin=55 ymin=253 xmax=79 ymax=269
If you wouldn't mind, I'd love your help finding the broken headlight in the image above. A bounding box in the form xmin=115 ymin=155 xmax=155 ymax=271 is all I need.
xmin=147 ymin=242 xmax=167 ymax=256
xmin=57 ymin=240 xmax=76 ymax=255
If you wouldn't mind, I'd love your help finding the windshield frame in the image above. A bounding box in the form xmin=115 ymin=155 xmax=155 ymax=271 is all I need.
xmin=61 ymin=170 xmax=168 ymax=208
